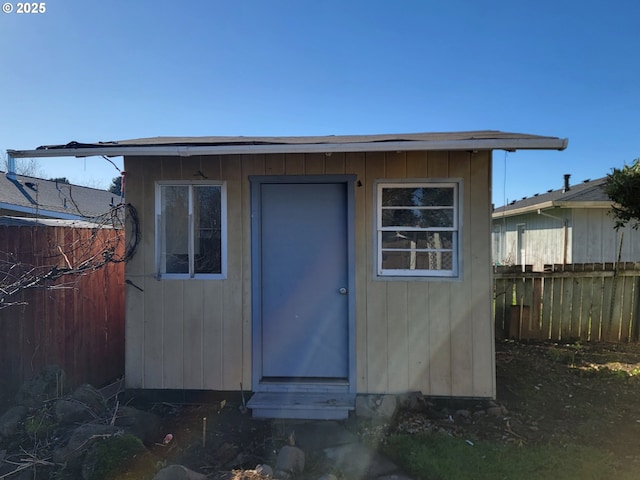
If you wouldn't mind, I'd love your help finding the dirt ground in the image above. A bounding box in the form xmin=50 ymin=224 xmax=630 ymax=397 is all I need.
xmin=143 ymin=340 xmax=640 ymax=477
xmin=5 ymin=340 xmax=639 ymax=479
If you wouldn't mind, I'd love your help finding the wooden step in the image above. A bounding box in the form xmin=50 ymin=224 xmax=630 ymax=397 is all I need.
xmin=247 ymin=392 xmax=355 ymax=420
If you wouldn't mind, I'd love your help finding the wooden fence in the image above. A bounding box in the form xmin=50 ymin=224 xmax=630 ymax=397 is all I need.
xmin=0 ymin=224 xmax=125 ymax=406
xmin=494 ymin=263 xmax=640 ymax=342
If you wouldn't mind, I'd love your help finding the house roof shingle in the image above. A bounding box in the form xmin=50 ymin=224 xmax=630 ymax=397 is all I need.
xmin=493 ymin=177 xmax=611 ymax=218
xmin=0 ymin=172 xmax=121 ymax=220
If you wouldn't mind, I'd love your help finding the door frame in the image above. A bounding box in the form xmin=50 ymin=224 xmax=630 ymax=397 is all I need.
xmin=250 ymin=175 xmax=356 ymax=394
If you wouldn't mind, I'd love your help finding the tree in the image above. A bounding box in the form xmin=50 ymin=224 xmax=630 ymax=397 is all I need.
xmin=109 ymin=176 xmax=122 ymax=196
xmin=1 ymin=151 xmax=44 ymax=177
xmin=604 ymin=158 xmax=640 ymax=230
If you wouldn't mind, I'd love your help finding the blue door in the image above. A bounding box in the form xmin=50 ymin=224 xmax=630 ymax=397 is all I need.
xmin=253 ymin=180 xmax=351 ymax=385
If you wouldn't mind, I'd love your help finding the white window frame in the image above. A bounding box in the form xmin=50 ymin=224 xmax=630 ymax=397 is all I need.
xmin=155 ymin=180 xmax=227 ymax=280
xmin=376 ymin=180 xmax=461 ymax=278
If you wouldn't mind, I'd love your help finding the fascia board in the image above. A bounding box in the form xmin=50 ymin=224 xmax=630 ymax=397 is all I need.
xmin=493 ymin=199 xmax=615 ymax=219
xmin=553 ymin=201 xmax=612 ymax=209
xmin=8 ymin=137 xmax=568 ymax=159
xmin=492 ymin=201 xmax=556 ymax=219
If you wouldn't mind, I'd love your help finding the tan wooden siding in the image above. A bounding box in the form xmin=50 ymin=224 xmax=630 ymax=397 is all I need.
xmin=124 ymin=150 xmax=495 ymax=398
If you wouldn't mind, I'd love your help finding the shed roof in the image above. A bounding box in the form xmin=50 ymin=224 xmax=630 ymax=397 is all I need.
xmin=0 ymin=172 xmax=120 ymax=220
xmin=8 ymin=130 xmax=568 ymax=158
xmin=493 ymin=177 xmax=611 ymax=218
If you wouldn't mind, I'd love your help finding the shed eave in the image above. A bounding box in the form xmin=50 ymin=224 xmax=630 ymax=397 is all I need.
xmin=8 ymin=137 xmax=568 ymax=159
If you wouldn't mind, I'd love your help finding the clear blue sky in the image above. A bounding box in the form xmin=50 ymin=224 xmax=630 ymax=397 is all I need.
xmin=1 ymin=0 xmax=638 ymax=204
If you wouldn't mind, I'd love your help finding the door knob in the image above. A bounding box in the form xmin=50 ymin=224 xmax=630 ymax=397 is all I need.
xmin=339 ymin=287 xmax=348 ymax=295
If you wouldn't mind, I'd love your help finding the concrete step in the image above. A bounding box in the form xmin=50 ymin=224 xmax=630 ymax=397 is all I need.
xmin=247 ymin=392 xmax=355 ymax=420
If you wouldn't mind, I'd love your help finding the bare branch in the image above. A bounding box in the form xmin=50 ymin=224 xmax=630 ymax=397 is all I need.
xmin=0 ymin=203 xmax=140 ymax=309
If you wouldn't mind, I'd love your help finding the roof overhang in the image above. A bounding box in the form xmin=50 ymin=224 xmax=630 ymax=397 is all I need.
xmin=7 ymin=131 xmax=568 ymax=159
xmin=0 ymin=201 xmax=88 ymax=221
xmin=493 ymin=201 xmax=612 ymax=219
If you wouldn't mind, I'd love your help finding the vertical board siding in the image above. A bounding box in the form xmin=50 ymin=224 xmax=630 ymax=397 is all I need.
xmin=404 ymin=152 xmax=432 ymax=394
xmin=285 ymin=153 xmax=305 ymax=175
xmin=496 ymin=208 xmax=640 ymax=272
xmin=450 ymin=151 xmax=478 ymax=396
xmin=347 ymin=152 xmax=369 ymax=392
xmin=495 ymin=264 xmax=640 ymax=342
xmin=363 ymin=152 xmax=389 ymax=392
xmin=202 ymin=281 xmax=224 ymax=388
xmin=384 ymin=152 xmax=409 ymax=393
xmin=125 ymin=150 xmax=495 ymax=398
xmin=0 ymin=226 xmax=125 ymax=405
xmin=426 ymin=151 xmax=453 ymax=396
xmin=222 ymin=157 xmax=245 ymax=389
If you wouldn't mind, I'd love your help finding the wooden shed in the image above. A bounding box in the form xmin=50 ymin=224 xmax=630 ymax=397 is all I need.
xmin=8 ymin=131 xmax=568 ymax=418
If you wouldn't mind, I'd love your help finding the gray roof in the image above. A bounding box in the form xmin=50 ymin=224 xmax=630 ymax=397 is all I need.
xmin=8 ymin=130 xmax=568 ymax=158
xmin=0 ymin=172 xmax=121 ymax=220
xmin=493 ymin=177 xmax=611 ymax=218
xmin=40 ymin=130 xmax=565 ymax=148
xmin=0 ymin=216 xmax=111 ymax=228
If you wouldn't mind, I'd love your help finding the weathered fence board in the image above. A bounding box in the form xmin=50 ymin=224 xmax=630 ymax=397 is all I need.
xmin=0 ymin=225 xmax=125 ymax=406
xmin=494 ymin=263 xmax=640 ymax=343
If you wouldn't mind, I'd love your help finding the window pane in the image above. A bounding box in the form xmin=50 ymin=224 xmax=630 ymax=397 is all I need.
xmin=382 ymin=208 xmax=454 ymax=228
xmin=381 ymin=231 xmax=453 ymax=249
xmin=194 ymin=186 xmax=222 ymax=274
xmin=382 ymin=251 xmax=453 ymax=271
xmin=161 ymin=186 xmax=189 ymax=274
xmin=382 ymin=187 xmax=454 ymax=207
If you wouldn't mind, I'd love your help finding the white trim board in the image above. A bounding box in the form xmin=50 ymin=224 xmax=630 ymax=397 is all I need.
xmin=8 ymin=137 xmax=568 ymax=159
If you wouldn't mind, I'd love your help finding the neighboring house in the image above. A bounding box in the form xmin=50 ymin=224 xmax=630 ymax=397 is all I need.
xmin=0 ymin=169 xmax=121 ymax=220
xmin=8 ymin=130 xmax=567 ymax=418
xmin=492 ymin=175 xmax=640 ymax=271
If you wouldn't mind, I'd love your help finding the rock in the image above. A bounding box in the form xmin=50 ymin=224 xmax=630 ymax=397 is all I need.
xmin=317 ymin=475 xmax=338 ymax=480
xmin=487 ymin=406 xmax=508 ymax=417
xmin=324 ymin=443 xmax=398 ymax=479
xmin=52 ymin=423 xmax=121 ymax=465
xmin=213 ymin=442 xmax=239 ymax=465
xmin=275 ymin=445 xmax=305 ymax=475
xmin=397 ymin=391 xmax=427 ymax=412
xmin=376 ymin=474 xmax=416 ymax=480
xmin=113 ymin=405 xmax=161 ymax=446
xmin=456 ymin=409 xmax=471 ymax=419
xmin=81 ymin=434 xmax=147 ymax=480
xmin=0 ymin=405 xmax=27 ymax=437
xmin=55 ymin=399 xmax=94 ymax=425
xmin=72 ymin=384 xmax=108 ymax=416
xmin=255 ymin=464 xmax=274 ymax=477
xmin=15 ymin=365 xmax=65 ymax=406
xmin=153 ymin=464 xmax=208 ymax=480
xmin=356 ymin=395 xmax=398 ymax=419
